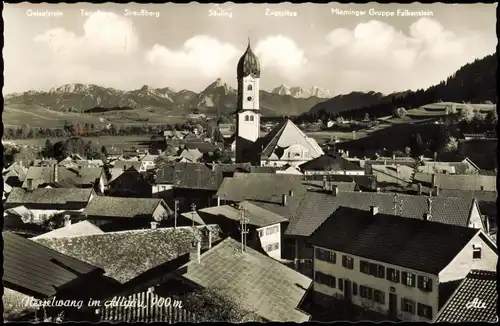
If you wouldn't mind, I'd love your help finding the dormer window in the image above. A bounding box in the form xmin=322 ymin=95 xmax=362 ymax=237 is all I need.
xmin=247 ymin=85 xmax=253 ymax=91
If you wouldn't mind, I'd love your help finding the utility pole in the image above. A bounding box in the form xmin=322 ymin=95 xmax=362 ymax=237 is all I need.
xmin=174 ymin=200 xmax=179 ymax=230
xmin=191 ymin=203 xmax=196 ymax=228
xmin=428 ymin=192 xmax=433 ymax=216
xmin=239 ymin=203 xmax=248 ymax=252
xmin=393 ymin=193 xmax=398 ymax=215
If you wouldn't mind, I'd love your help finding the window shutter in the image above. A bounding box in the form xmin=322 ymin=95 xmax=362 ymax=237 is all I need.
xmin=417 ymin=276 xmax=423 ymax=289
xmin=411 ymin=274 xmax=416 ymax=287
xmin=401 ymin=271 xmax=408 ymax=285
xmin=427 ymin=278 xmax=433 ymax=292
xmin=401 ymin=298 xmax=405 ymax=311
xmin=395 ymin=270 xmax=400 ymax=283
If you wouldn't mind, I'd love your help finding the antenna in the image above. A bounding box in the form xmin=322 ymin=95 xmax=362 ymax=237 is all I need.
xmin=393 ymin=193 xmax=398 ymax=215
xmin=174 ymin=200 xmax=179 ymax=230
xmin=239 ymin=203 xmax=249 ymax=252
xmin=191 ymin=203 xmax=197 ymax=228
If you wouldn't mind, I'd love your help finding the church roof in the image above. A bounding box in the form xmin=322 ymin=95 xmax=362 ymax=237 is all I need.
xmin=237 ymin=38 xmax=260 ymax=79
xmin=257 ymin=120 xmax=324 ymax=160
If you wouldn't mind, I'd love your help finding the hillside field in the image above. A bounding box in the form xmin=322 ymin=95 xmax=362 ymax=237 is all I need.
xmin=7 ymin=135 xmax=153 ymax=150
xmin=3 ymin=104 xmax=188 ymax=128
xmin=406 ymin=102 xmax=496 ymax=118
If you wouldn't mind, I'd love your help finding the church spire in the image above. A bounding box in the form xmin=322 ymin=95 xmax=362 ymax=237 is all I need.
xmin=247 ymin=37 xmax=251 ymax=49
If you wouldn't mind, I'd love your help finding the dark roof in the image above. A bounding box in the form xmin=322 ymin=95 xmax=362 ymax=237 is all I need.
xmin=5 ymin=187 xmax=94 ymax=205
xmin=155 ymin=163 xmax=224 ymax=190
xmin=216 ymin=172 xmax=305 ymax=203
xmin=303 ymin=174 xmax=377 ymax=191
xmin=299 ymin=154 xmax=364 ymax=171
xmin=414 ymin=173 xmax=497 ymax=191
xmin=3 ymin=231 xmax=103 ymax=298
xmin=33 ymin=225 xmax=222 ymax=284
xmin=309 ymin=207 xmax=479 ymax=274
xmin=250 ymin=166 xmax=278 ymax=173
xmin=197 ymin=201 xmax=288 ymax=228
xmin=237 ymin=39 xmax=260 ymax=79
xmin=176 ymin=237 xmax=311 ymax=322
xmin=435 ymin=270 xmax=497 ymax=322
xmin=83 ymin=196 xmax=172 ymax=218
xmin=285 ymin=190 xmax=476 ymax=237
xmin=184 ymin=142 xmax=221 ymax=153
xmin=435 ymin=189 xmax=497 ymax=202
xmin=113 ymin=160 xmax=142 ymax=170
xmin=21 ymin=166 xmax=103 ymax=189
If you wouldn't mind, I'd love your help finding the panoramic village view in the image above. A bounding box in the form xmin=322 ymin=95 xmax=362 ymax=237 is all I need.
xmin=2 ymin=3 xmax=498 ymax=323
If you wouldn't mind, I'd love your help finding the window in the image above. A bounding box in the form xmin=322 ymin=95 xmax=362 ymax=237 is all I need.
xmin=342 ymin=255 xmax=354 ymax=269
xmin=402 ymin=298 xmax=416 ymax=314
xmin=417 ymin=303 xmax=433 ymax=320
xmin=417 ymin=276 xmax=433 ymax=292
xmin=245 ymin=115 xmax=249 ymax=121
xmin=273 ymin=243 xmax=279 ymax=251
xmin=373 ymin=290 xmax=385 ymax=304
xmin=315 ymin=271 xmax=336 ymax=288
xmin=360 ymin=260 xmax=370 ymax=274
xmin=386 ymin=268 xmax=400 ymax=283
xmin=375 ymin=265 xmax=385 ymax=278
xmin=338 ymin=279 xmax=344 ymax=291
xmin=473 ymin=244 xmax=482 ymax=259
xmin=352 ymin=283 xmax=358 ymax=296
xmin=304 ymin=242 xmax=313 ymax=249
xmin=315 ymin=248 xmax=336 ymax=263
xmin=265 ymin=225 xmax=279 ymax=235
xmin=250 ymin=115 xmax=254 ymax=121
xmin=266 ymin=244 xmax=273 ymax=252
xmin=247 ymin=84 xmax=253 ymax=91
xmin=402 ymin=271 xmax=416 ymax=287
xmin=247 ymin=96 xmax=253 ymax=101
xmin=258 ymin=230 xmax=263 ymax=238
xmin=360 ymin=286 xmax=373 ymax=300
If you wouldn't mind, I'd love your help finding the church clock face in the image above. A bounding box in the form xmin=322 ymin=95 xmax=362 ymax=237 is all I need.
xmin=247 ymin=96 xmax=252 ymax=101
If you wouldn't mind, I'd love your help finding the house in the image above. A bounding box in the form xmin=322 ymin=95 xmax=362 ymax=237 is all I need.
xmin=434 ymin=270 xmax=498 ymax=322
xmin=3 ymin=231 xmax=106 ymax=322
xmin=4 ymin=187 xmax=95 ymax=223
xmin=371 ymin=164 xmax=415 ymax=185
xmin=33 ymin=225 xmax=222 ymax=295
xmin=277 ymin=164 xmax=304 ymax=175
xmin=182 ymin=201 xmax=288 ymax=260
xmin=282 ymin=189 xmax=488 ymax=277
xmin=299 ymin=154 xmax=365 ymax=176
xmin=417 ymin=158 xmax=480 ymax=175
xmin=106 ymin=166 xmax=152 ymax=198
xmin=22 ymin=166 xmax=107 ymax=194
xmin=165 ymin=237 xmax=312 ymax=322
xmin=81 ymin=196 xmax=172 ymax=231
xmin=303 ymin=174 xmax=378 ymax=192
xmin=218 ymin=123 xmax=234 ymax=139
xmin=32 ymin=221 xmax=104 ymax=239
xmin=309 ymin=206 xmax=497 ymax=322
xmin=3 ymin=180 xmax=12 ymax=201
xmin=112 ymin=160 xmax=145 ymax=172
xmin=414 ymin=173 xmax=496 ymax=192
xmin=457 ymin=138 xmax=497 ymax=170
xmin=32 ymin=159 xmax=59 ymax=167
xmin=3 ymin=162 xmax=28 ymax=187
xmin=139 ymin=154 xmax=158 ymax=170
xmin=179 ymin=148 xmax=203 ymax=162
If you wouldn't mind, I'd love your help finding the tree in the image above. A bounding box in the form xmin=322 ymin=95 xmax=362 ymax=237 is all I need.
xmin=393 ymin=107 xmax=407 ymax=118
xmin=404 ymin=146 xmax=411 ymax=157
xmin=473 ymin=109 xmax=485 ymax=122
xmin=182 ymin=287 xmax=263 ymax=323
xmin=42 ymin=139 xmax=54 ymax=158
xmin=445 ymin=104 xmax=457 ymax=115
xmin=444 ymin=136 xmax=458 ymax=153
xmin=101 ymin=145 xmax=108 ymax=156
xmin=364 ymin=113 xmax=370 ymax=121
xmin=410 ymin=133 xmax=424 ymax=158
xmin=486 ymin=109 xmax=498 ymax=125
xmin=459 ymin=105 xmax=475 ymax=123
xmin=217 ymin=115 xmax=230 ymax=124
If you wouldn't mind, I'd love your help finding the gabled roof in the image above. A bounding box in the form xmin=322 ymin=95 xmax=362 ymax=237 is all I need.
xmin=2 ymin=162 xmax=28 ymax=181
xmin=285 ymin=190 xmax=476 ymax=237
xmin=435 ymin=270 xmax=497 ymax=322
xmin=3 ymin=231 xmax=103 ymax=298
xmin=257 ymin=120 xmax=324 ymax=160
xmin=33 ymin=225 xmax=222 ymax=284
xmin=184 ymin=142 xmax=220 ymax=153
xmin=176 ymin=237 xmax=312 ymax=323
xmin=5 ymin=187 xmax=94 ymax=205
xmin=415 ymin=173 xmax=497 ymax=191
xmin=22 ymin=166 xmax=103 ymax=189
xmin=197 ymin=201 xmax=288 ymax=228
xmin=83 ymin=196 xmax=172 ymax=219
xmin=32 ymin=221 xmax=104 ymax=239
xmin=179 ymin=148 xmax=203 ymax=162
xmin=303 ymin=174 xmax=377 ymax=191
xmin=309 ymin=207 xmax=479 ymax=274
xmin=156 ymin=163 xmax=225 ymax=190
xmin=299 ymin=154 xmax=364 ymax=172
xmin=113 ymin=160 xmax=142 ymax=170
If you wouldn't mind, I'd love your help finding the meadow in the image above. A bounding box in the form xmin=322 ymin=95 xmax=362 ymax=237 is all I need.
xmin=8 ymin=135 xmax=153 ymax=150
xmin=406 ymin=102 xmax=496 ymax=118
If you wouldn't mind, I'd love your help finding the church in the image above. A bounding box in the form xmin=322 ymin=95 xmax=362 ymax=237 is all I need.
xmin=234 ymin=39 xmax=324 ymax=167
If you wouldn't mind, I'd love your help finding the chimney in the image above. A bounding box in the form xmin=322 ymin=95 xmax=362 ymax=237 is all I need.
xmin=434 ymin=185 xmax=440 ymax=196
xmin=345 ymin=150 xmax=349 ymax=157
xmin=423 ymin=213 xmax=431 ymax=221
xmin=151 ymin=222 xmax=158 ymax=229
xmin=417 ymin=183 xmax=422 ymax=195
xmin=376 ymin=187 xmax=381 ymax=192
xmin=282 ymin=193 xmax=288 ymax=206
xmin=63 ymin=215 xmax=71 ymax=227
xmin=332 ymin=185 xmax=339 ymax=196
xmin=322 ymin=177 xmax=328 ymax=190
xmin=54 ymin=164 xmax=58 ymax=183
xmin=26 ymin=178 xmax=34 ymax=191
xmin=216 ymin=195 xmax=221 ymax=206
xmin=205 ymin=227 xmax=213 ymax=249
xmin=392 ymin=154 xmax=396 ymax=160
xmin=370 ymin=206 xmax=379 ymax=215
xmin=431 ymin=173 xmax=436 ymax=187
xmin=289 ymin=190 xmax=294 ymax=197
xmin=396 ymin=164 xmax=400 ymax=173
xmin=189 ymin=235 xmax=201 ymax=264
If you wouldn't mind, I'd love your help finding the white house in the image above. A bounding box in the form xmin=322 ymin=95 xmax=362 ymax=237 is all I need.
xmin=309 ymin=206 xmax=497 ymax=322
xmin=299 ymin=154 xmax=365 ymax=176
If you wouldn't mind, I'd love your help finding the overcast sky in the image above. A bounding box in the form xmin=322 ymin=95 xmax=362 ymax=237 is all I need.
xmin=4 ymin=3 xmax=497 ymax=95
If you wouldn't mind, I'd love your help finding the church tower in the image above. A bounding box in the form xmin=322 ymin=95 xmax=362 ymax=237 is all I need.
xmin=235 ymin=38 xmax=261 ymax=163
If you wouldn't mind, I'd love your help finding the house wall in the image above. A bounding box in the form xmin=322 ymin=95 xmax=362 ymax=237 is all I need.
xmin=152 ymin=204 xmax=169 ymax=222
xmin=257 ymin=223 xmax=281 ymax=260
xmin=28 ymin=208 xmax=85 ymax=222
xmin=439 ymin=232 xmax=497 ymax=283
xmin=99 ymin=176 xmax=106 ymax=194
xmin=313 ymin=245 xmax=439 ymax=322
xmin=468 ymin=202 xmax=486 ymax=232
xmin=152 ymin=184 xmax=174 ymax=194
xmin=260 ymin=160 xmax=309 ymax=168
xmin=303 ymin=170 xmax=365 ymax=176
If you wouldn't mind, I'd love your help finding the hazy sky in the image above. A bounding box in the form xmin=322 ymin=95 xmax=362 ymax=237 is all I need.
xmin=3 ymin=3 xmax=497 ymax=95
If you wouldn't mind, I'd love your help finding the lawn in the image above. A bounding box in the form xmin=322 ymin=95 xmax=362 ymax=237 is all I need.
xmin=8 ymin=135 xmax=153 ymax=149
xmin=407 ymin=102 xmax=496 ymax=118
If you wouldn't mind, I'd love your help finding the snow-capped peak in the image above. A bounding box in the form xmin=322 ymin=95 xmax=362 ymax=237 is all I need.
xmin=271 ymin=85 xmax=334 ymax=99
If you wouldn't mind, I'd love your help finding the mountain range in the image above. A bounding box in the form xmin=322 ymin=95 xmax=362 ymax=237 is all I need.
xmin=4 ymin=80 xmax=333 ymax=117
